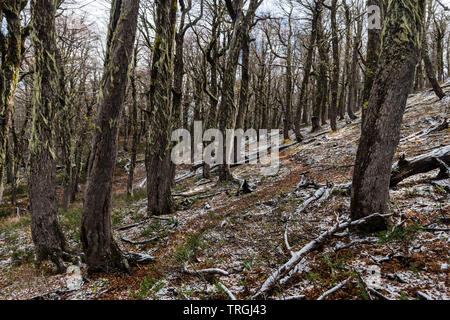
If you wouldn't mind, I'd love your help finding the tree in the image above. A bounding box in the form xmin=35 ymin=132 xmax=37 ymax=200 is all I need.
xmin=328 ymin=0 xmax=340 ymax=132
xmin=0 ymin=0 xmax=29 ymax=203
xmin=346 ymin=3 xmax=361 ymax=120
xmin=295 ymin=0 xmax=321 ymax=137
xmin=81 ymin=0 xmax=140 ymax=273
xmin=218 ymin=0 xmax=262 ymax=181
xmin=422 ymin=0 xmax=445 ymax=100
xmin=362 ymin=0 xmax=383 ymax=116
xmin=145 ymin=0 xmax=178 ymax=215
xmin=351 ymin=0 xmax=425 ymax=232
xmin=127 ymin=44 xmax=139 ymax=197
xmin=29 ymin=0 xmax=67 ymax=271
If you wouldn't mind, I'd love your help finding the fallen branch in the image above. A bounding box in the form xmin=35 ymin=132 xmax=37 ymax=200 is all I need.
xmin=416 ymin=291 xmax=433 ymax=300
xmin=183 ymin=264 xmax=229 ymax=277
xmin=317 ymin=277 xmax=351 ymax=300
xmin=282 ymin=295 xmax=306 ymax=300
xmin=369 ymin=288 xmax=392 ymax=300
xmin=284 ymin=182 xmax=334 ymax=255
xmin=121 ymin=236 xmax=159 ymax=245
xmin=253 ymin=213 xmax=390 ymax=299
xmin=400 ymin=118 xmax=448 ymax=143
xmin=173 ymin=190 xmax=209 ymax=198
xmin=390 ymin=145 xmax=450 ymax=187
xmin=217 ymin=282 xmax=237 ymax=300
xmin=124 ymin=252 xmax=155 ymax=266
xmin=197 ymin=191 xmax=224 ymax=200
xmin=115 ymin=215 xmax=172 ymax=231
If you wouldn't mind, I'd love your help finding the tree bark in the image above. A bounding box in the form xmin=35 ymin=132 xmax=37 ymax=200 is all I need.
xmin=351 ymin=0 xmax=424 ymax=232
xmin=362 ymin=0 xmax=383 ymax=117
xmin=329 ymin=0 xmax=339 ymax=132
xmin=29 ymin=0 xmax=67 ymax=271
xmin=218 ymin=0 xmax=260 ymax=181
xmin=0 ymin=1 xmax=28 ymax=203
xmin=390 ymin=146 xmax=450 ymax=187
xmin=81 ymin=0 xmax=140 ymax=273
xmin=127 ymin=45 xmax=139 ymax=197
xmin=145 ymin=0 xmax=177 ymax=214
xmin=295 ymin=1 xmax=320 ymax=138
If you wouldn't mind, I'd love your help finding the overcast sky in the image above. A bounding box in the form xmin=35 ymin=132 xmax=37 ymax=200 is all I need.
xmin=72 ymin=0 xmax=450 ymax=38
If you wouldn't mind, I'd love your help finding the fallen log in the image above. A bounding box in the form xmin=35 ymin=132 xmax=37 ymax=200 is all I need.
xmin=390 ymin=145 xmax=450 ymax=187
xmin=253 ymin=213 xmax=391 ymax=299
xmin=400 ymin=118 xmax=448 ymax=143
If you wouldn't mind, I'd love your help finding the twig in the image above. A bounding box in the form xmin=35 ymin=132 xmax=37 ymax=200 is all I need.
xmin=416 ymin=291 xmax=433 ymax=300
xmin=115 ymin=216 xmax=172 ymax=231
xmin=369 ymin=288 xmax=392 ymax=300
xmin=253 ymin=213 xmax=391 ymax=299
xmin=183 ymin=263 xmax=230 ymax=276
xmin=282 ymin=295 xmax=306 ymax=300
xmin=317 ymin=277 xmax=351 ymax=300
xmin=217 ymin=282 xmax=237 ymax=300
xmin=121 ymin=236 xmax=159 ymax=245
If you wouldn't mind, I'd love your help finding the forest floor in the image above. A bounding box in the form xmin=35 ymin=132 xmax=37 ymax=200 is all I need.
xmin=0 ymin=84 xmax=449 ymax=300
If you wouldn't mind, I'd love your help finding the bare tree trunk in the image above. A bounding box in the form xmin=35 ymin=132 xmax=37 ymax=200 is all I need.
xmin=421 ymin=0 xmax=445 ymax=99
xmin=295 ymin=1 xmax=320 ymax=138
xmin=81 ymin=0 xmax=139 ymax=273
xmin=351 ymin=0 xmax=424 ymax=232
xmin=127 ymin=45 xmax=139 ymax=197
xmin=0 ymin=1 xmax=28 ymax=203
xmin=362 ymin=0 xmax=383 ymax=118
xmin=422 ymin=36 xmax=445 ymax=99
xmin=218 ymin=0 xmax=260 ymax=181
xmin=329 ymin=0 xmax=339 ymax=131
xmin=347 ymin=13 xmax=361 ymax=120
xmin=234 ymin=30 xmax=251 ymax=163
xmin=202 ymin=14 xmax=220 ymax=178
xmin=29 ymin=0 xmax=67 ymax=271
xmin=145 ymin=0 xmax=177 ymax=214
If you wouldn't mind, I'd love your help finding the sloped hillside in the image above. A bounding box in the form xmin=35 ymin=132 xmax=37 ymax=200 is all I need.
xmin=0 ymin=83 xmax=448 ymax=300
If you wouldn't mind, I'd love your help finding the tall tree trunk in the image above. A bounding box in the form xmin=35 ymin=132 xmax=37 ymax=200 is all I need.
xmin=347 ymin=14 xmax=361 ymax=120
xmin=145 ymin=0 xmax=177 ymax=215
xmin=0 ymin=1 xmax=28 ymax=203
xmin=202 ymin=15 xmax=220 ymax=179
xmin=329 ymin=0 xmax=339 ymax=131
xmin=422 ymin=33 xmax=445 ymax=99
xmin=312 ymin=13 xmax=326 ymax=133
xmin=234 ymin=31 xmax=251 ymax=163
xmin=127 ymin=45 xmax=139 ymax=197
xmin=295 ymin=1 xmax=320 ymax=139
xmin=284 ymin=45 xmax=293 ymax=141
xmin=351 ymin=0 xmax=424 ymax=232
xmin=81 ymin=0 xmax=140 ymax=273
xmin=218 ymin=0 xmax=260 ymax=181
xmin=29 ymin=0 xmax=67 ymax=271
xmin=362 ymin=0 xmax=383 ymax=118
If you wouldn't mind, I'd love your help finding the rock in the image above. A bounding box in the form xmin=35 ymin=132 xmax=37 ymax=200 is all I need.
xmin=65 ymin=265 xmax=83 ymax=291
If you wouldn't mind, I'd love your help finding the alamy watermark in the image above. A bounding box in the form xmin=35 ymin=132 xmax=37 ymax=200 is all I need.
xmin=171 ymin=121 xmax=280 ymax=176
xmin=367 ymin=5 xmax=382 ymax=30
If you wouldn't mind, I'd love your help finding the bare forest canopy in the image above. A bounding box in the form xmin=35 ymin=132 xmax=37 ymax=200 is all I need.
xmin=0 ymin=0 xmax=448 ymax=301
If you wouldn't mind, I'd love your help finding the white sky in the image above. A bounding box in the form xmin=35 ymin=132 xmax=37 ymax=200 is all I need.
xmin=72 ymin=0 xmax=450 ymax=38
